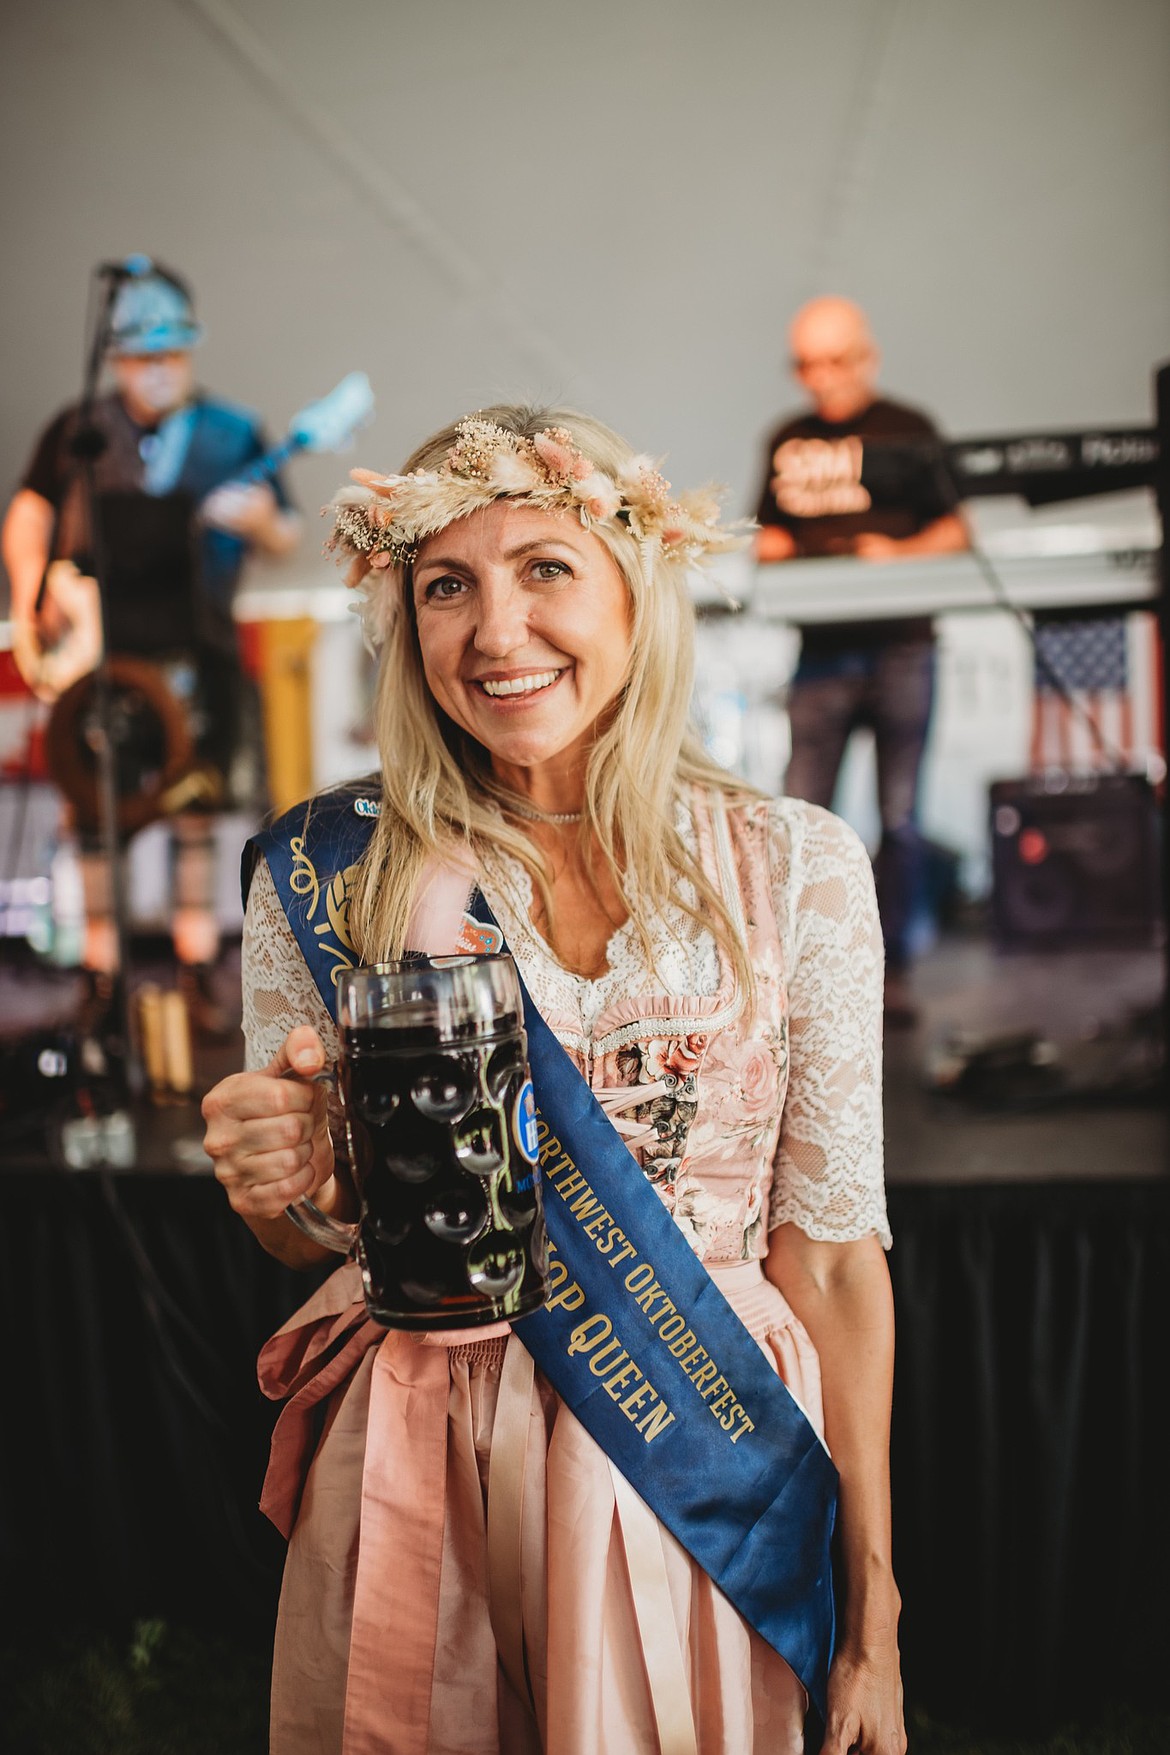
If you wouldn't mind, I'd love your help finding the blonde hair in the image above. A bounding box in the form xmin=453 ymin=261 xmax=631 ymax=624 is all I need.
xmin=346 ymin=403 xmax=762 ymax=996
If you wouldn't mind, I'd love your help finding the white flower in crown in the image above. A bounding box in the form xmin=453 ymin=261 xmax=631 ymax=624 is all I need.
xmin=486 ymin=449 xmax=542 ymax=494
xmin=348 ymin=469 xmax=402 ymax=499
xmin=571 ymin=471 xmax=623 ymax=521
xmin=617 ymin=454 xmax=672 ymax=525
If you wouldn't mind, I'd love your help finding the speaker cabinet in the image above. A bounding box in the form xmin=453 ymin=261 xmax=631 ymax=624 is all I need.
xmin=989 ymin=773 xmax=1160 ymax=946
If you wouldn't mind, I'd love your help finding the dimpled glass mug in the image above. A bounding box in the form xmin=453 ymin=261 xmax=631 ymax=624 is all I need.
xmin=288 ymin=956 xmax=549 ymax=1330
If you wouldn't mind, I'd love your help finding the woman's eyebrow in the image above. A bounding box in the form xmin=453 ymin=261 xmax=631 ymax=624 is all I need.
xmin=414 ymin=554 xmax=475 ymax=576
xmin=416 ymin=538 xmax=582 ymax=575
xmin=500 ymin=538 xmax=581 ymax=560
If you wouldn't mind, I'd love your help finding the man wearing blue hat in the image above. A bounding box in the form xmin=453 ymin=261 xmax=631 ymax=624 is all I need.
xmin=2 ymin=259 xmax=301 ymax=1040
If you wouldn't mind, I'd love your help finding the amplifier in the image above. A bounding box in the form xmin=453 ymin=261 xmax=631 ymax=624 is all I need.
xmin=989 ymin=773 xmax=1160 ymax=946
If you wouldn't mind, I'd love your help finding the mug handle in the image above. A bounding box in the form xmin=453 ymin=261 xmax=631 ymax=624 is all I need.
xmin=280 ymin=1064 xmax=359 ymax=1255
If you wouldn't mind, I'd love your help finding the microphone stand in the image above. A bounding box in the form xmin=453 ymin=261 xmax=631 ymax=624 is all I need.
xmin=64 ymin=270 xmax=144 ymax=1108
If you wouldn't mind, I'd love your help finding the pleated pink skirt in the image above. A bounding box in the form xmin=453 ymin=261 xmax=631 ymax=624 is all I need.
xmin=262 ymin=1258 xmax=824 ymax=1755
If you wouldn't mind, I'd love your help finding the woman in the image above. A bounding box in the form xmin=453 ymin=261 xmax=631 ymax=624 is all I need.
xmin=202 ymin=405 xmax=905 ymax=1755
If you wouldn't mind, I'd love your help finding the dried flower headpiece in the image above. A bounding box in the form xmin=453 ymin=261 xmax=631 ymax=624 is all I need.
xmin=325 ymin=417 xmax=747 ymax=647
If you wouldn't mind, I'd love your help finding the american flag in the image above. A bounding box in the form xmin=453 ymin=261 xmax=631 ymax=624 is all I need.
xmin=1030 ymin=611 xmax=1163 ymax=773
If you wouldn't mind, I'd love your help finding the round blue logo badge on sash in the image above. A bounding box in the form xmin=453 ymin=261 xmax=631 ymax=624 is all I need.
xmin=514 ymin=1080 xmax=539 ymax=1163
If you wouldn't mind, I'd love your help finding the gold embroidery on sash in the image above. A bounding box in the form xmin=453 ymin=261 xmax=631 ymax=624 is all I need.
xmin=288 ymin=833 xmax=359 ymax=987
xmin=289 ymin=835 xmax=320 ymax=914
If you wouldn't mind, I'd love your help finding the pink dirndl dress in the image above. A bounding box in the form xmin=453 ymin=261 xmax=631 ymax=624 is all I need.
xmin=242 ymin=793 xmax=889 ymax=1755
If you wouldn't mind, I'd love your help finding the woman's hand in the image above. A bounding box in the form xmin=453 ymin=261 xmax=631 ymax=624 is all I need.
xmin=201 ymin=1025 xmax=344 ymax=1262
xmin=822 ymin=1625 xmax=907 ymax=1754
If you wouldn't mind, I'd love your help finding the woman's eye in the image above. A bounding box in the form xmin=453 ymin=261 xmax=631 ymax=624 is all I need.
xmin=531 ymin=560 xmax=569 ymax=582
xmin=423 ymin=575 xmax=468 ymax=602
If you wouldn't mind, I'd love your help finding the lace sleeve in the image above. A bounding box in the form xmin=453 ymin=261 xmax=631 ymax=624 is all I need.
xmin=767 ymin=800 xmax=891 ymax=1248
xmin=241 ymin=857 xmax=339 ymax=1069
xmin=241 ymin=858 xmax=348 ymax=1165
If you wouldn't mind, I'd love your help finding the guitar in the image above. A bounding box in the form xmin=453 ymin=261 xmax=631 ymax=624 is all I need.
xmin=12 ymin=370 xmax=375 ymax=702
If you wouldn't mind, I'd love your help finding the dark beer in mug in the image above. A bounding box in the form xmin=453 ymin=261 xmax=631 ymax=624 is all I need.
xmin=338 ymin=957 xmax=547 ymax=1330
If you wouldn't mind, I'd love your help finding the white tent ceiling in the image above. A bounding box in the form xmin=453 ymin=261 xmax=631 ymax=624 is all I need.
xmin=2 ymin=0 xmax=1167 ymax=541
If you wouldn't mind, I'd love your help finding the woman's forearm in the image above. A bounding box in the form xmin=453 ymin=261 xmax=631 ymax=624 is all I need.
xmin=763 ymin=1228 xmax=901 ymax=1651
xmin=242 ymin=1181 xmax=341 ymax=1268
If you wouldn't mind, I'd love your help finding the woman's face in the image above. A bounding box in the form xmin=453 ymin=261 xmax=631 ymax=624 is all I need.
xmin=412 ymin=499 xmax=634 ymax=793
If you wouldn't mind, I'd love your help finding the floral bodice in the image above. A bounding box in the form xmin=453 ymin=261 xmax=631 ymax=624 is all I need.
xmin=242 ymin=793 xmax=890 ymax=1263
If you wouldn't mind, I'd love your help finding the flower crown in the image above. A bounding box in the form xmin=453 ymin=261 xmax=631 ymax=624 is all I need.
xmin=326 ymin=417 xmax=747 ymax=645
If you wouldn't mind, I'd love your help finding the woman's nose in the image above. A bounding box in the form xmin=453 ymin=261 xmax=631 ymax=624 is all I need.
xmin=472 ymin=580 xmax=529 ymax=657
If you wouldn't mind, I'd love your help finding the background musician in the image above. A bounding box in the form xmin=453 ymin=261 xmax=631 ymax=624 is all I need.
xmin=1 ymin=258 xmax=301 ymax=1039
xmin=754 ymin=295 xmax=968 ymax=1022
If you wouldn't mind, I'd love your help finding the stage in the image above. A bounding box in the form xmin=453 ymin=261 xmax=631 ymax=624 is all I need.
xmin=0 ymin=927 xmax=1166 ymax=1730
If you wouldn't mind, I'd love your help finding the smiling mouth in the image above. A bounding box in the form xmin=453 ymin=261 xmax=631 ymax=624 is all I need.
xmin=476 ymin=669 xmax=564 ymax=698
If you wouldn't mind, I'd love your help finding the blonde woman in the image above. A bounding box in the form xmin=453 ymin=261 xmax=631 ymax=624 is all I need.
xmin=202 ymin=406 xmax=905 ymax=1755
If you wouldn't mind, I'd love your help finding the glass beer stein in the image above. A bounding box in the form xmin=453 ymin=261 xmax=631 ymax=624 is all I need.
xmin=288 ymin=956 xmax=548 ymax=1330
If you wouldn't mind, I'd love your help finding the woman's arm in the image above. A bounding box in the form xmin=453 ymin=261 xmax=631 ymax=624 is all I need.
xmin=765 ymin=1226 xmax=905 ymax=1755
xmin=765 ymin=799 xmax=903 ymax=1750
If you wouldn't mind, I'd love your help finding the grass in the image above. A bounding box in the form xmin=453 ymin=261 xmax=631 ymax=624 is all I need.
xmin=1 ymin=1620 xmax=1167 ymax=1753
xmin=905 ymin=1705 xmax=1170 ymax=1755
xmin=0 ymin=1620 xmax=269 ymax=1755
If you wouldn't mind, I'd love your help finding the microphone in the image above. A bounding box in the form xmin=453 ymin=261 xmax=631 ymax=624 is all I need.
xmin=96 ymin=254 xmax=154 ymax=280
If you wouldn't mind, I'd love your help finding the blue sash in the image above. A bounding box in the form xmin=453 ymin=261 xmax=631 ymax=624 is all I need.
xmin=248 ymin=785 xmax=838 ymax=1718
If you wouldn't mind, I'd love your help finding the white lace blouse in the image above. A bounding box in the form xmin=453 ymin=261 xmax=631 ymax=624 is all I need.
xmin=241 ymin=796 xmax=890 ymax=1250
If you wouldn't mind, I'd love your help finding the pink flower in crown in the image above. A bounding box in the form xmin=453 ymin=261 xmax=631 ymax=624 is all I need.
xmin=368 ymin=549 xmax=394 ymax=570
xmin=350 ymin=467 xmax=403 ymax=502
xmin=573 ymin=471 xmax=622 ymax=521
xmin=532 ymin=428 xmax=590 ymax=486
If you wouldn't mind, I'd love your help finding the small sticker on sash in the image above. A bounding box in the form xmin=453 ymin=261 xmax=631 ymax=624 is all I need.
xmin=354 ymin=797 xmax=380 ymax=818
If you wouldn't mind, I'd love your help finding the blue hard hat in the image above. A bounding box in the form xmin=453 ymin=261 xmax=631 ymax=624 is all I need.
xmin=108 ymin=261 xmax=203 ymax=355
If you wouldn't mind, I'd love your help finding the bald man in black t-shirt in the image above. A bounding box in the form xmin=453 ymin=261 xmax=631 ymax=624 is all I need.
xmin=755 ymin=297 xmax=967 ymax=1021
